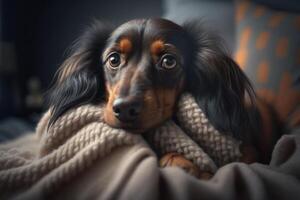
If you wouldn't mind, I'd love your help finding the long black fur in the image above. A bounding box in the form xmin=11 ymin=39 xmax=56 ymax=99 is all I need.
xmin=47 ymin=19 xmax=256 ymax=142
xmin=183 ymin=21 xmax=256 ymax=140
xmin=47 ymin=21 xmax=113 ymax=126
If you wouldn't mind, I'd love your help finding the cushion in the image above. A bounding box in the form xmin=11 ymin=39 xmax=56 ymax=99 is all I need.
xmin=234 ymin=0 xmax=300 ymax=127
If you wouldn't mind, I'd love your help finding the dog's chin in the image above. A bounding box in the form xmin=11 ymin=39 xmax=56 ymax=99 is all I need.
xmin=104 ymin=107 xmax=175 ymax=134
xmin=104 ymin=121 xmax=147 ymax=134
xmin=104 ymin=116 xmax=166 ymax=134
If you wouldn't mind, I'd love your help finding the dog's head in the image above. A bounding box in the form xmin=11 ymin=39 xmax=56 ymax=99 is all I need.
xmin=48 ymin=18 xmax=255 ymax=137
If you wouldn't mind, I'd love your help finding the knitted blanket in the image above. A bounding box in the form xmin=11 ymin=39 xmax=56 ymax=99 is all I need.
xmin=0 ymin=93 xmax=241 ymax=196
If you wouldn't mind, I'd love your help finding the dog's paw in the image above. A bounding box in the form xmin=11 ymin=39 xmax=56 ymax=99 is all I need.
xmin=159 ymin=153 xmax=213 ymax=180
xmin=240 ymin=144 xmax=258 ymax=164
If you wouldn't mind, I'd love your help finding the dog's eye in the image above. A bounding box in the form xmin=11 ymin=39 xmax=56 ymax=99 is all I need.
xmin=161 ymin=54 xmax=177 ymax=69
xmin=108 ymin=52 xmax=121 ymax=69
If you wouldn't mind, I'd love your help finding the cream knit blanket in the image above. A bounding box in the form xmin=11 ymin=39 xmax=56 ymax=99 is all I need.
xmin=0 ymin=93 xmax=241 ymax=195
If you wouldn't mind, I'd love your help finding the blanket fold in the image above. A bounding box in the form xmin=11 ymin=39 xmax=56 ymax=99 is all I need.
xmin=0 ymin=93 xmax=242 ymax=198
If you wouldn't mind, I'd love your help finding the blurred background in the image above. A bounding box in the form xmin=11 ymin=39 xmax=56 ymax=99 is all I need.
xmin=0 ymin=0 xmax=300 ymax=141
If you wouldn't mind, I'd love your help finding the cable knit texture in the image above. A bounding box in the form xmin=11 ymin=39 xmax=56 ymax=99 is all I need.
xmin=0 ymin=93 xmax=241 ymax=195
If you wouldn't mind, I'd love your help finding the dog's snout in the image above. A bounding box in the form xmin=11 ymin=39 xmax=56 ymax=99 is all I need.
xmin=112 ymin=98 xmax=142 ymax=122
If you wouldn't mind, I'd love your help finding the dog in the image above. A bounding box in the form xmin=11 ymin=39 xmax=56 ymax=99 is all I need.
xmin=47 ymin=18 xmax=281 ymax=175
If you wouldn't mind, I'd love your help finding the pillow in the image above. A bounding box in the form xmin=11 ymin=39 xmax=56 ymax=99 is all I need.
xmin=234 ymin=0 xmax=300 ymax=127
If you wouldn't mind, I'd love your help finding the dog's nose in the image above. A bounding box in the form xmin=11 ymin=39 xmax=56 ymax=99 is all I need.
xmin=112 ymin=98 xmax=142 ymax=122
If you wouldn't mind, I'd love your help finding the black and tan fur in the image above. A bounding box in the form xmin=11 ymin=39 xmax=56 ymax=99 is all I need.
xmin=48 ymin=19 xmax=281 ymax=166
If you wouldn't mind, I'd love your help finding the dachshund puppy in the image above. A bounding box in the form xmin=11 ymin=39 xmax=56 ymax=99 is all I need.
xmin=48 ymin=18 xmax=279 ymax=174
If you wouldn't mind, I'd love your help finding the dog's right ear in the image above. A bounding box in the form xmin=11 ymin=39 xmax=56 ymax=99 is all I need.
xmin=47 ymin=21 xmax=113 ymax=125
xmin=182 ymin=21 xmax=256 ymax=140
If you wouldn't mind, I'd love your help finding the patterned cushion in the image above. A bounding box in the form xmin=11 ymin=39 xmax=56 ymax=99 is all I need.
xmin=234 ymin=0 xmax=300 ymax=127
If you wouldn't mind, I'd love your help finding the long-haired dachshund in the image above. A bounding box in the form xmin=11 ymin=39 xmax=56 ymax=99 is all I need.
xmin=48 ymin=18 xmax=281 ymax=171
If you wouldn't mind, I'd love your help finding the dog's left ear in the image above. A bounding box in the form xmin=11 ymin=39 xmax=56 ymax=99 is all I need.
xmin=47 ymin=21 xmax=113 ymax=125
xmin=183 ymin=22 xmax=256 ymax=140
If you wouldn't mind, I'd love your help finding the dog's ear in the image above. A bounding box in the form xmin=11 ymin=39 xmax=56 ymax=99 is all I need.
xmin=183 ymin=21 xmax=256 ymax=140
xmin=47 ymin=21 xmax=113 ymax=125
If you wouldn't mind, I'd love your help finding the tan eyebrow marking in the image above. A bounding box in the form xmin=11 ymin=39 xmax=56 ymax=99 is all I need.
xmin=119 ymin=38 xmax=132 ymax=54
xmin=151 ymin=40 xmax=165 ymax=55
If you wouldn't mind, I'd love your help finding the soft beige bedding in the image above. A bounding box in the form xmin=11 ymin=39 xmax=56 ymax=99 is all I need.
xmin=0 ymin=93 xmax=299 ymax=200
